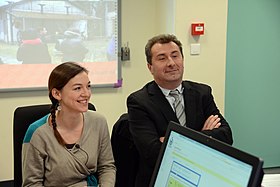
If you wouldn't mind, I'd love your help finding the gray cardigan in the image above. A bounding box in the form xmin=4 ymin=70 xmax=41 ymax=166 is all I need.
xmin=22 ymin=111 xmax=116 ymax=187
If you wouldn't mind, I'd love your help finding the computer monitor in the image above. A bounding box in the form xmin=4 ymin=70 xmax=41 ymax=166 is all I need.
xmin=149 ymin=121 xmax=264 ymax=187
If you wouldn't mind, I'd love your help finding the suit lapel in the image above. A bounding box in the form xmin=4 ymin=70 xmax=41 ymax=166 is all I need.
xmin=182 ymin=81 xmax=197 ymax=128
xmin=147 ymin=82 xmax=178 ymax=124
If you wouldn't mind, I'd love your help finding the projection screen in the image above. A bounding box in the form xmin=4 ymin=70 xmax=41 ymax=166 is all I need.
xmin=0 ymin=0 xmax=121 ymax=92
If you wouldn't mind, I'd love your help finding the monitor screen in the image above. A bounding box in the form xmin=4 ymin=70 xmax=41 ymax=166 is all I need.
xmin=150 ymin=122 xmax=263 ymax=187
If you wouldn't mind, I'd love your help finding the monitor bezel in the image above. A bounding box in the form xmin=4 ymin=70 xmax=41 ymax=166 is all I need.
xmin=149 ymin=121 xmax=264 ymax=187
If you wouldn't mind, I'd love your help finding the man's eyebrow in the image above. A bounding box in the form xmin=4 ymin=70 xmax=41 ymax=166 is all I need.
xmin=156 ymin=51 xmax=179 ymax=56
xmin=156 ymin=53 xmax=166 ymax=57
xmin=171 ymin=50 xmax=180 ymax=54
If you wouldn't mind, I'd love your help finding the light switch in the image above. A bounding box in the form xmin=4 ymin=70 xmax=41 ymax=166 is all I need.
xmin=190 ymin=43 xmax=200 ymax=55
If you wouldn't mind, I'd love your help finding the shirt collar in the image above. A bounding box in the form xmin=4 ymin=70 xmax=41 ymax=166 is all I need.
xmin=158 ymin=84 xmax=184 ymax=97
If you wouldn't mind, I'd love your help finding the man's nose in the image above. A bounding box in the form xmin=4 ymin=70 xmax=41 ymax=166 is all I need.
xmin=166 ymin=56 xmax=176 ymax=66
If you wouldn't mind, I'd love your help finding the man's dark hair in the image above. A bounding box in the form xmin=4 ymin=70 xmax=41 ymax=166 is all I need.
xmin=145 ymin=34 xmax=184 ymax=65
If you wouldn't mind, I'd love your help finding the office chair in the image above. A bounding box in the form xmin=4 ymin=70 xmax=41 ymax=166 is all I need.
xmin=111 ymin=113 xmax=139 ymax=187
xmin=13 ymin=103 xmax=96 ymax=187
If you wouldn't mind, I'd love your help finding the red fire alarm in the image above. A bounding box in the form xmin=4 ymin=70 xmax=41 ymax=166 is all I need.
xmin=191 ymin=23 xmax=204 ymax=35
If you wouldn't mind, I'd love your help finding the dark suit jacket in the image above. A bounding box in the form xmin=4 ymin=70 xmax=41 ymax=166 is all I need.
xmin=127 ymin=80 xmax=233 ymax=187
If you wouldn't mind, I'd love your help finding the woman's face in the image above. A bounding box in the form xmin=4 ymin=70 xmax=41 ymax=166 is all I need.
xmin=55 ymin=71 xmax=91 ymax=113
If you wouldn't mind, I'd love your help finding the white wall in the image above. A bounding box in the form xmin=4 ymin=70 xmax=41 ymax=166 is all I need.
xmin=0 ymin=0 xmax=227 ymax=181
xmin=175 ymin=0 xmax=228 ymax=112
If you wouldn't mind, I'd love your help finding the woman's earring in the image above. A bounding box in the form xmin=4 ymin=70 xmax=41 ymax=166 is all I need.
xmin=57 ymin=104 xmax=62 ymax=111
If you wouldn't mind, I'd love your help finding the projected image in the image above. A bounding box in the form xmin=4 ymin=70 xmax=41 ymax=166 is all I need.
xmin=0 ymin=0 xmax=118 ymax=64
xmin=0 ymin=0 xmax=120 ymax=90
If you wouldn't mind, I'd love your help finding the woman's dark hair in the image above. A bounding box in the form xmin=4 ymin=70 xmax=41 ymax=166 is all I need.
xmin=48 ymin=62 xmax=88 ymax=145
xmin=145 ymin=34 xmax=184 ymax=65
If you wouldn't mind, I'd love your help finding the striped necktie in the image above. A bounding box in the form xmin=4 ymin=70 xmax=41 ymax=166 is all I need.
xmin=169 ymin=90 xmax=186 ymax=126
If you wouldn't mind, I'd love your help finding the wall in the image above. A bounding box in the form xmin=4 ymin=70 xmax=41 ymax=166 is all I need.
xmin=156 ymin=0 xmax=175 ymax=34
xmin=0 ymin=0 xmax=228 ymax=181
xmin=225 ymin=0 xmax=280 ymax=167
xmin=175 ymin=0 xmax=228 ymax=113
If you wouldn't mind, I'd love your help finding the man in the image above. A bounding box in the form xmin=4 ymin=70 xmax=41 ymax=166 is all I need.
xmin=17 ymin=28 xmax=51 ymax=64
xmin=127 ymin=34 xmax=233 ymax=187
xmin=57 ymin=30 xmax=88 ymax=62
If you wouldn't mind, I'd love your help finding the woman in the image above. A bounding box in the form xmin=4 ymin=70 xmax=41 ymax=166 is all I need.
xmin=22 ymin=62 xmax=116 ymax=186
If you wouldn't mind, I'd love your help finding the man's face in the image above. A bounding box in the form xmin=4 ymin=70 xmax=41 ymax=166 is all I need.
xmin=148 ymin=41 xmax=184 ymax=89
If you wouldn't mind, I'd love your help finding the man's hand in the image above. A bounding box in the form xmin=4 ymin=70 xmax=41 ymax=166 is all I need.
xmin=159 ymin=137 xmax=165 ymax=143
xmin=202 ymin=115 xmax=221 ymax=130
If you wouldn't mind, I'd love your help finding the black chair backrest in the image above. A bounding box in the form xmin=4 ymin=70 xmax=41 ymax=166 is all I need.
xmin=111 ymin=113 xmax=139 ymax=187
xmin=13 ymin=103 xmax=96 ymax=187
